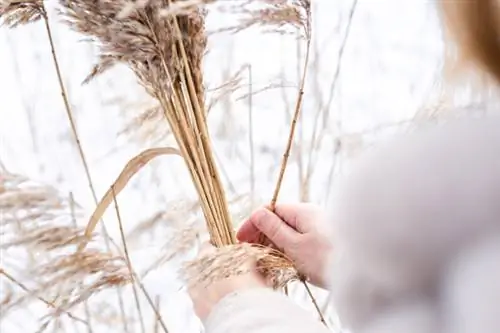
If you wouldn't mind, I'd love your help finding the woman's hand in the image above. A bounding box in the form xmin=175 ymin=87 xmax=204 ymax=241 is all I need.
xmin=237 ymin=203 xmax=333 ymax=288
xmin=187 ymin=243 xmax=269 ymax=322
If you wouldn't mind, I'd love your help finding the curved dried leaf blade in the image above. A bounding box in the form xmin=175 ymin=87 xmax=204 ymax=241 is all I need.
xmin=78 ymin=147 xmax=181 ymax=251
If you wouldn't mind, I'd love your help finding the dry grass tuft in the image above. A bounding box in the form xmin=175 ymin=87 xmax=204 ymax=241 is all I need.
xmin=2 ymin=224 xmax=90 ymax=251
xmin=182 ymin=243 xmax=298 ymax=290
xmin=0 ymin=0 xmax=44 ymax=27
xmin=0 ymin=172 xmax=81 ymax=232
xmin=59 ymin=0 xmax=207 ymax=102
xmin=0 ymin=171 xmax=129 ymax=326
xmin=217 ymin=0 xmax=311 ymax=38
xmin=33 ymin=250 xmax=130 ymax=315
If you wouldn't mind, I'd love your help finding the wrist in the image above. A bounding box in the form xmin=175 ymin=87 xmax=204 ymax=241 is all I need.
xmin=194 ymin=273 xmax=269 ymax=321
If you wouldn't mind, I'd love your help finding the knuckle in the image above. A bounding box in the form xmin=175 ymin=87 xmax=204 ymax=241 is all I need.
xmin=267 ymin=221 xmax=282 ymax=240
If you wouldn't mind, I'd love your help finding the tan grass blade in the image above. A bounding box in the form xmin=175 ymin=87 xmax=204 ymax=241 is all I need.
xmin=79 ymin=147 xmax=181 ymax=251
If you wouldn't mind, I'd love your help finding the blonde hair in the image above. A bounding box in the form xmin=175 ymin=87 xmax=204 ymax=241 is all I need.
xmin=440 ymin=0 xmax=500 ymax=83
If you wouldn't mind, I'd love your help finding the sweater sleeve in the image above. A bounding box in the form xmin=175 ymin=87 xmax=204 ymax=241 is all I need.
xmin=204 ymin=288 xmax=330 ymax=333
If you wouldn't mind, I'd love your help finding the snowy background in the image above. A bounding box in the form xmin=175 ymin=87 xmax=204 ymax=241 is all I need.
xmin=0 ymin=0 xmax=478 ymax=332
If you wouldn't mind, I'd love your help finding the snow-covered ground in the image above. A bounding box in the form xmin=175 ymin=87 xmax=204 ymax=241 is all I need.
xmin=0 ymin=1 xmax=451 ymax=332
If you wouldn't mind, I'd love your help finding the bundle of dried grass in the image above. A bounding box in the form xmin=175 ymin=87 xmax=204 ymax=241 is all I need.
xmin=55 ymin=0 xmax=315 ymax=289
xmin=58 ymin=0 xmax=236 ymax=248
xmin=182 ymin=243 xmax=297 ymax=290
xmin=3 ymin=0 xmax=323 ymax=326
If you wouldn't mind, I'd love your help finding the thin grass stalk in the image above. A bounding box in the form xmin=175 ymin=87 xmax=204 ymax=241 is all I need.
xmin=270 ymin=37 xmax=311 ymax=210
xmin=295 ymin=30 xmax=306 ymax=201
xmin=41 ymin=9 xmax=96 ymax=214
xmin=324 ymin=140 xmax=342 ymax=205
xmin=111 ymin=186 xmax=146 ymax=333
xmin=134 ymin=276 xmax=170 ymax=333
xmin=40 ymin=7 xmax=129 ymax=328
xmin=247 ymin=64 xmax=255 ymax=209
xmin=0 ymin=268 xmax=88 ymax=326
xmin=262 ymin=9 xmax=326 ymax=323
xmin=153 ymin=296 xmax=161 ymax=333
xmin=322 ymin=0 xmax=358 ymax=203
xmin=304 ymin=0 xmax=357 ymax=186
xmin=69 ymin=193 xmax=94 ymax=333
xmin=213 ymin=149 xmax=237 ymax=195
xmin=51 ymin=318 xmax=64 ymax=333
xmin=302 ymin=14 xmax=323 ymax=197
xmin=6 ymin=33 xmax=40 ymax=159
xmin=68 ymin=312 xmax=82 ymax=333
xmin=302 ymin=280 xmax=326 ymax=325
xmin=110 ymin=186 xmax=170 ymax=333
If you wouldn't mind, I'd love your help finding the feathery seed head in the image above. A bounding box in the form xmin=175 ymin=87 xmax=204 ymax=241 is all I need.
xmin=0 ymin=0 xmax=45 ymax=28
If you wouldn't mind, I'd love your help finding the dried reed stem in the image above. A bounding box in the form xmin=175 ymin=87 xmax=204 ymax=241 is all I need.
xmin=41 ymin=3 xmax=118 ymax=249
xmin=270 ymin=37 xmax=311 ymax=210
xmin=302 ymin=279 xmax=326 ymax=325
xmin=69 ymin=193 xmax=94 ymax=333
xmin=153 ymin=296 xmax=161 ymax=333
xmin=304 ymin=0 xmax=357 ymax=189
xmin=250 ymin=1 xmax=326 ymax=324
xmin=296 ymin=32 xmax=307 ymax=201
xmin=111 ymin=186 xmax=170 ymax=333
xmin=40 ymin=6 xmax=130 ymax=329
xmin=111 ymin=186 xmax=146 ymax=333
xmin=247 ymin=64 xmax=255 ymax=209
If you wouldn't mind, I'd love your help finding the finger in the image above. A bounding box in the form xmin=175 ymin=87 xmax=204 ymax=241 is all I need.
xmin=250 ymin=208 xmax=299 ymax=249
xmin=237 ymin=204 xmax=305 ymax=242
xmin=236 ymin=219 xmax=261 ymax=243
xmin=274 ymin=203 xmax=321 ymax=233
xmin=273 ymin=203 xmax=301 ymax=229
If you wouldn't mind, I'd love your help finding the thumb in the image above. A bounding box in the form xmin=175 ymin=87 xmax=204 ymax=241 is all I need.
xmin=251 ymin=208 xmax=299 ymax=250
